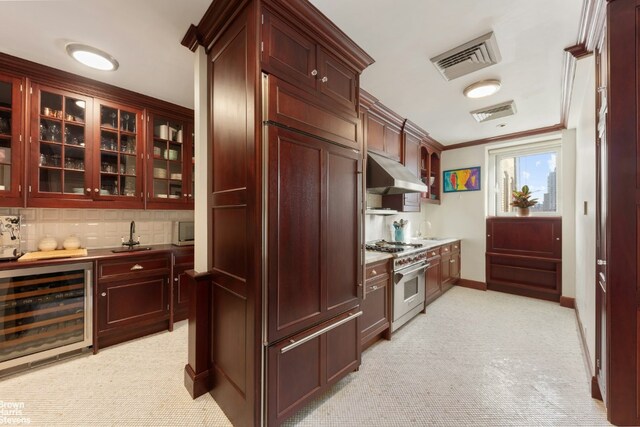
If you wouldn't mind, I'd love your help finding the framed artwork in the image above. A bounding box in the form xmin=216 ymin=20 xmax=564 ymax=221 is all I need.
xmin=443 ymin=167 xmax=481 ymax=193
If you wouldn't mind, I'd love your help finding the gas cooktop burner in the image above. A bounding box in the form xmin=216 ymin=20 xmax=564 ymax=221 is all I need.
xmin=365 ymin=240 xmax=423 ymax=253
xmin=365 ymin=244 xmax=403 ymax=253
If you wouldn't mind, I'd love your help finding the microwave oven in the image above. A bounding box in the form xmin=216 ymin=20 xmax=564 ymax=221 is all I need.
xmin=172 ymin=221 xmax=194 ymax=246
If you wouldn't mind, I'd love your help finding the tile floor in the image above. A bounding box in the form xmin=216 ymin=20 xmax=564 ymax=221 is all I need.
xmin=1 ymin=287 xmax=609 ymax=426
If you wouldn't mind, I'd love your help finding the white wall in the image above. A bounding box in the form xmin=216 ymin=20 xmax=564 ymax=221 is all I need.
xmin=423 ymin=133 xmax=577 ymax=291
xmin=570 ymin=54 xmax=597 ymax=372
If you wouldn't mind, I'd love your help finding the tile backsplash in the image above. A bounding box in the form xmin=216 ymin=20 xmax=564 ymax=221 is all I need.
xmin=0 ymin=208 xmax=194 ymax=252
xmin=365 ymin=194 xmax=431 ymax=242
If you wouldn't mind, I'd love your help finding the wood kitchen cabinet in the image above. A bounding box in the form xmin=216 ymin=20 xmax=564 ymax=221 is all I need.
xmin=267 ymin=309 xmax=360 ymax=426
xmin=425 ymin=248 xmax=442 ymax=306
xmin=262 ymin=8 xmax=358 ymax=116
xmin=361 ymin=259 xmax=391 ymax=349
xmin=182 ymin=1 xmax=373 ymax=424
xmin=382 ymin=120 xmax=426 ymax=212
xmin=146 ymin=111 xmax=194 ymax=209
xmin=0 ymin=52 xmax=194 ymax=210
xmin=0 ymin=73 xmax=24 ymax=207
xmin=362 ymin=94 xmax=403 ymax=162
xmin=95 ymin=253 xmax=171 ymax=351
xmin=171 ymin=247 xmax=194 ymax=324
xmin=421 ymin=140 xmax=441 ymax=204
xmin=28 ymin=84 xmax=94 ymax=206
xmin=267 ymin=125 xmax=361 ymax=343
xmin=440 ymin=242 xmax=460 ymax=293
xmin=486 ymin=217 xmax=561 ymax=301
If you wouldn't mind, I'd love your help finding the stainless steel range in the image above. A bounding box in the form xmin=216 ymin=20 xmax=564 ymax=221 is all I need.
xmin=366 ymin=241 xmax=428 ymax=331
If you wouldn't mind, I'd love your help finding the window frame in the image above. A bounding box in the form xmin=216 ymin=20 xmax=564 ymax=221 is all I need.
xmin=487 ymin=139 xmax=562 ymax=217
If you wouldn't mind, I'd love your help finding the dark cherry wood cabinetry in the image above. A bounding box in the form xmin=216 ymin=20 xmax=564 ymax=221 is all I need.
xmin=267 ymin=125 xmax=361 ymax=341
xmin=362 ymin=92 xmax=403 ymax=162
xmin=93 ymin=99 xmax=144 ymax=208
xmin=485 ymin=217 xmax=562 ymax=302
xmin=172 ymin=247 xmax=194 ymax=323
xmin=0 ymin=73 xmax=24 ymax=207
xmin=421 ymin=139 xmax=441 ymax=204
xmin=425 ymin=248 xmax=442 ymax=305
xmin=267 ymin=310 xmax=360 ymax=426
xmin=146 ymin=111 xmax=194 ymax=209
xmin=0 ymin=52 xmax=194 ymax=210
xmin=361 ymin=259 xmax=391 ymax=349
xmin=182 ymin=1 xmax=373 ymax=425
xmin=262 ymin=8 xmax=358 ymax=116
xmin=382 ymin=120 xmax=426 ymax=212
xmin=441 ymin=242 xmax=460 ymax=293
xmin=95 ymin=253 xmax=171 ymax=351
xmin=28 ymin=85 xmax=94 ymax=206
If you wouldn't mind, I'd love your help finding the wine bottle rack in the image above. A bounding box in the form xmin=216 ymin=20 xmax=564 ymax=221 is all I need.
xmin=0 ymin=262 xmax=92 ymax=373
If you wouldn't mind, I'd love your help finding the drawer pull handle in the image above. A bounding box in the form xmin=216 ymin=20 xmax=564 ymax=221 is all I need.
xmin=174 ymin=277 xmax=178 ymax=282
xmin=281 ymin=311 xmax=363 ymax=354
xmin=130 ymin=264 xmax=144 ymax=271
xmin=311 ymin=69 xmax=318 ymax=76
xmin=371 ymin=285 xmax=378 ymax=290
xmin=454 ymin=245 xmax=458 ymax=249
xmin=371 ymin=269 xmax=377 ymax=275
xmin=444 ymin=248 xmax=449 ymax=252
xmin=101 ymin=292 xmax=106 ymax=297
xmin=450 ymin=259 xmax=455 ymax=263
xmin=431 ymin=252 xmax=436 ymax=256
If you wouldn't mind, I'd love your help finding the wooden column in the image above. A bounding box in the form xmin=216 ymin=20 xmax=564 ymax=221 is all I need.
xmin=183 ymin=270 xmax=212 ymax=399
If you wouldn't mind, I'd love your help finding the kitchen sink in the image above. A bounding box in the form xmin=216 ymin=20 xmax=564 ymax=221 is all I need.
xmin=111 ymin=247 xmax=152 ymax=253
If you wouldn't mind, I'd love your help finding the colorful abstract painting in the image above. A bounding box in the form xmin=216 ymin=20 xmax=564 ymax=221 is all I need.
xmin=443 ymin=167 xmax=481 ymax=193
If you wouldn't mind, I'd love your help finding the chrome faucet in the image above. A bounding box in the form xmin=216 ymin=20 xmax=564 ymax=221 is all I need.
xmin=121 ymin=221 xmax=140 ymax=249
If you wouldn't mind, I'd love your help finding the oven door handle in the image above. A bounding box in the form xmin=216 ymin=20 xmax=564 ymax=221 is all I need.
xmin=394 ymin=263 xmax=429 ymax=282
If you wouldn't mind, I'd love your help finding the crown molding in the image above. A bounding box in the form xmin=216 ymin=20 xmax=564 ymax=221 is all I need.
xmin=443 ymin=123 xmax=565 ymax=151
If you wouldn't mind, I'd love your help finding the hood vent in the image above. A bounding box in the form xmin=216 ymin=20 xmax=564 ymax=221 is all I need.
xmin=430 ymin=32 xmax=501 ymax=81
xmin=470 ymin=100 xmax=517 ymax=123
xmin=367 ymin=152 xmax=429 ymax=195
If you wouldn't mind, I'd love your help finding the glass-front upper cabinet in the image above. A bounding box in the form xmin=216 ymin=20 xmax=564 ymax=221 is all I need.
xmin=0 ymin=75 xmax=24 ymax=206
xmin=95 ymin=100 xmax=143 ymax=206
xmin=29 ymin=85 xmax=93 ymax=204
xmin=146 ymin=112 xmax=193 ymax=208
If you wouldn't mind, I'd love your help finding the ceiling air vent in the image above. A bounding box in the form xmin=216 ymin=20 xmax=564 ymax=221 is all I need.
xmin=470 ymin=101 xmax=517 ymax=123
xmin=430 ymin=32 xmax=501 ymax=81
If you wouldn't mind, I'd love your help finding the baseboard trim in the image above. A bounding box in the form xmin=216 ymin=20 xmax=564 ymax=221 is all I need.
xmin=591 ymin=376 xmax=603 ymax=401
xmin=184 ymin=363 xmax=212 ymax=399
xmin=575 ymin=305 xmax=603 ymax=402
xmin=455 ymin=279 xmax=487 ymax=291
xmin=560 ymin=296 xmax=576 ymax=309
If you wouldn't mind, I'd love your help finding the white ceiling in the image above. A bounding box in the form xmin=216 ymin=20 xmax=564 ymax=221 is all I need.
xmin=309 ymin=0 xmax=583 ymax=145
xmin=1 ymin=0 xmax=582 ymax=145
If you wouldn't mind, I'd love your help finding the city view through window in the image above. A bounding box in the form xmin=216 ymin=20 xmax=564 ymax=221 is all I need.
xmin=497 ymin=151 xmax=558 ymax=215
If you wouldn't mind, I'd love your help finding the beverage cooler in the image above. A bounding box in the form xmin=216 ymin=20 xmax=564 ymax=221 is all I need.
xmin=0 ymin=262 xmax=93 ymax=374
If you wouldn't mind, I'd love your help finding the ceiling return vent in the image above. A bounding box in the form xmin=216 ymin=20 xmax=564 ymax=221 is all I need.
xmin=470 ymin=101 xmax=517 ymax=123
xmin=430 ymin=32 xmax=501 ymax=81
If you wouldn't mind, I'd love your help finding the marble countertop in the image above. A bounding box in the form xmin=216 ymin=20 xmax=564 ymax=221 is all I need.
xmin=365 ymin=237 xmax=460 ymax=265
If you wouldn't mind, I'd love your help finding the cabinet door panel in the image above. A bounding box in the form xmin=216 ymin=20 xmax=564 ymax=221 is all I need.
xmin=98 ymin=275 xmax=167 ymax=332
xmin=326 ymin=146 xmax=361 ymax=312
xmin=262 ymin=9 xmax=317 ymax=91
xmin=317 ymin=48 xmax=357 ymax=114
xmin=366 ymin=113 xmax=385 ymax=154
xmin=441 ymin=253 xmax=452 ymax=292
xmin=267 ymin=75 xmax=360 ymax=150
xmin=326 ymin=313 xmax=359 ymax=383
xmin=425 ymin=258 xmax=441 ymax=305
xmin=267 ymin=127 xmax=361 ymax=342
xmin=384 ymin=125 xmax=402 ymax=162
xmin=361 ymin=282 xmax=388 ymax=343
xmin=268 ymin=127 xmax=322 ymax=341
xmin=0 ymin=74 xmax=23 ymax=206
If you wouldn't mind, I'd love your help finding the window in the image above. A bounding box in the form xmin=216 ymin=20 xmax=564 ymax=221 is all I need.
xmin=489 ymin=141 xmax=561 ymax=216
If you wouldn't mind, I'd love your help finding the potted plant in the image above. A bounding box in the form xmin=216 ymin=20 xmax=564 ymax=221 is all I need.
xmin=510 ymin=185 xmax=538 ymax=216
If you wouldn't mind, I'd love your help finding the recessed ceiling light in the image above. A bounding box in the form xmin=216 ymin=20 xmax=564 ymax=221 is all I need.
xmin=463 ymin=79 xmax=501 ymax=98
xmin=66 ymin=43 xmax=119 ymax=71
